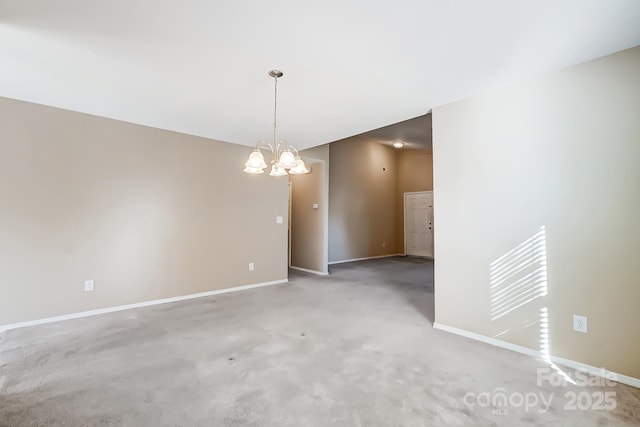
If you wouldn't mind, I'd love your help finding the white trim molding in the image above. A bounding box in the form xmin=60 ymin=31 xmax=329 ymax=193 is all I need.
xmin=0 ymin=279 xmax=289 ymax=333
xmin=289 ymin=266 xmax=329 ymax=276
xmin=328 ymin=254 xmax=404 ymax=265
xmin=433 ymin=322 xmax=640 ymax=389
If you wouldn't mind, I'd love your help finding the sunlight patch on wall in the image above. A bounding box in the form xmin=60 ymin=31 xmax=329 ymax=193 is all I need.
xmin=539 ymin=307 xmax=550 ymax=362
xmin=489 ymin=226 xmax=548 ymax=321
xmin=489 ymin=227 xmax=575 ymax=383
xmin=540 ymin=306 xmax=576 ymax=384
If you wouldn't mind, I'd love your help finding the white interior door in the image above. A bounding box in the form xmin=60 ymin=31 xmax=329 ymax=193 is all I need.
xmin=404 ymin=191 xmax=434 ymax=257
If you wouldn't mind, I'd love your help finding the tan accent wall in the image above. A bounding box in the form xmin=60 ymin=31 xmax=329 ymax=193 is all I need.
xmin=290 ymin=161 xmax=325 ymax=273
xmin=0 ymin=97 xmax=289 ymax=326
xmin=396 ymin=149 xmax=433 ymax=252
xmin=432 ymin=46 xmax=640 ymax=378
xmin=328 ymin=137 xmax=399 ymax=262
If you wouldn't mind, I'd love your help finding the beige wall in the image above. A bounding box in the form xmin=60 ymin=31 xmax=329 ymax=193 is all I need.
xmin=396 ymin=149 xmax=433 ymax=251
xmin=290 ymin=161 xmax=325 ymax=273
xmin=298 ymin=144 xmax=330 ymax=273
xmin=0 ymin=97 xmax=289 ymax=326
xmin=329 ymin=137 xmax=399 ymax=262
xmin=432 ymin=46 xmax=640 ymax=378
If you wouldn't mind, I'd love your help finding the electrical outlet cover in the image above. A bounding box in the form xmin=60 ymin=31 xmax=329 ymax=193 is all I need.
xmin=573 ymin=315 xmax=588 ymax=333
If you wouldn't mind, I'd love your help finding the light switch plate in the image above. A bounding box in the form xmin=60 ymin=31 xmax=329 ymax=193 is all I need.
xmin=276 ymin=216 xmax=283 ymax=224
xmin=84 ymin=280 xmax=95 ymax=292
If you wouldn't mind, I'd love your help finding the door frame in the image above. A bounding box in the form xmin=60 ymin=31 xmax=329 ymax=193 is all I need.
xmin=403 ymin=191 xmax=433 ymax=257
xmin=288 ymin=181 xmax=292 ymax=267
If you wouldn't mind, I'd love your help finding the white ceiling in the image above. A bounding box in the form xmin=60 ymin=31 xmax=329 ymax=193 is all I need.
xmin=1 ymin=1 xmax=640 ymax=150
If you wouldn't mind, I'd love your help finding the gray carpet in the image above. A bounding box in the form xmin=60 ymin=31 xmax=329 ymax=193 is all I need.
xmin=1 ymin=257 xmax=638 ymax=426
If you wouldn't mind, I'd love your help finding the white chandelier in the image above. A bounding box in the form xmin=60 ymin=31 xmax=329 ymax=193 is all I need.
xmin=243 ymin=70 xmax=309 ymax=176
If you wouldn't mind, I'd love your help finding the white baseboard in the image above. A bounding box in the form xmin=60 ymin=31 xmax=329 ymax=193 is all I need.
xmin=289 ymin=266 xmax=329 ymax=276
xmin=328 ymin=253 xmax=404 ymax=265
xmin=433 ymin=322 xmax=640 ymax=389
xmin=0 ymin=279 xmax=289 ymax=333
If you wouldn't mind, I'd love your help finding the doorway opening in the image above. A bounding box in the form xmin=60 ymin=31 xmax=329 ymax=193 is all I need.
xmin=288 ymin=159 xmax=329 ymax=276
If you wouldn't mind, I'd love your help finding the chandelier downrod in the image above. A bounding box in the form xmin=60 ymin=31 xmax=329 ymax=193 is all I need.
xmin=271 ymin=70 xmax=281 ymax=158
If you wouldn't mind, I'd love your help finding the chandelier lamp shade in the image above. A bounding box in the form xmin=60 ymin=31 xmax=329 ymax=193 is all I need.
xmin=243 ymin=70 xmax=309 ymax=176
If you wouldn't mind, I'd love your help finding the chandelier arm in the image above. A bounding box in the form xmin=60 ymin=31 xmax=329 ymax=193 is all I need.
xmin=256 ymin=141 xmax=275 ymax=151
xmin=289 ymin=146 xmax=300 ymax=156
